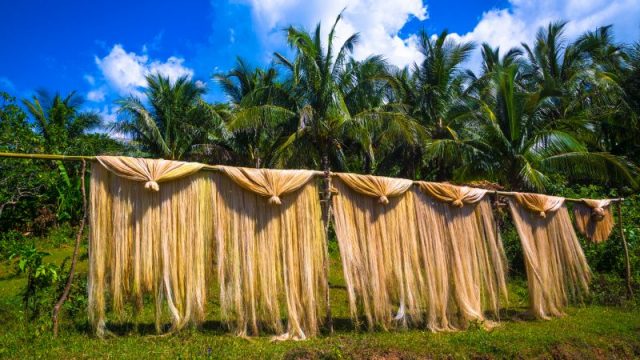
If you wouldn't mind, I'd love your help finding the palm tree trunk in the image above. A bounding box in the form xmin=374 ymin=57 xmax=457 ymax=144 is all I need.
xmin=321 ymin=153 xmax=333 ymax=333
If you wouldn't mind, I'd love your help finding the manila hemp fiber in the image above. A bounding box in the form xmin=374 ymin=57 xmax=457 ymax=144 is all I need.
xmin=573 ymin=199 xmax=614 ymax=243
xmin=509 ymin=193 xmax=591 ymax=319
xmin=89 ymin=156 xmax=213 ymax=336
xmin=332 ymin=173 xmax=423 ymax=330
xmin=415 ymin=182 xmax=508 ymax=330
xmin=215 ymin=166 xmax=327 ymax=340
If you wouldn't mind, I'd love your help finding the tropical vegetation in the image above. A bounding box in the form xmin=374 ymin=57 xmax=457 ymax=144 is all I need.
xmin=0 ymin=16 xmax=640 ymax=358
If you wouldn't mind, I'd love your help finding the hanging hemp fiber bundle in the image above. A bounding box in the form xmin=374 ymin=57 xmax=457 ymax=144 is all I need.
xmin=214 ymin=166 xmax=327 ymax=340
xmin=509 ymin=193 xmax=591 ymax=319
xmin=332 ymin=173 xmax=423 ymax=330
xmin=415 ymin=182 xmax=508 ymax=330
xmin=88 ymin=156 xmax=213 ymax=337
xmin=573 ymin=199 xmax=614 ymax=243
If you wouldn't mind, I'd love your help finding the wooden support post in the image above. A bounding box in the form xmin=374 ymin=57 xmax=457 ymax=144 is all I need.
xmin=617 ymin=201 xmax=633 ymax=299
xmin=52 ymin=159 xmax=87 ymax=337
xmin=321 ymin=157 xmax=334 ymax=334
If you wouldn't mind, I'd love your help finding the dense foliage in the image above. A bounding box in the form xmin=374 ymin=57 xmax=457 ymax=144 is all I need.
xmin=0 ymin=18 xmax=639 ymax=331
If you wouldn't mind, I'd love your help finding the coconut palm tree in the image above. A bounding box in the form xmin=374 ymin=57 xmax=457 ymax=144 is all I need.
xmin=520 ymin=21 xmax=621 ymax=140
xmin=337 ymin=56 xmax=426 ymax=174
xmin=22 ymin=90 xmax=101 ymax=154
xmin=115 ymin=74 xmax=224 ymax=161
xmin=577 ymin=27 xmax=640 ymax=160
xmin=618 ymin=42 xmax=640 ymax=159
xmin=460 ymin=45 xmax=637 ymax=191
xmin=389 ymin=30 xmax=475 ymax=179
xmin=22 ymin=90 xmax=113 ymax=221
xmin=274 ymin=14 xmax=423 ymax=174
xmin=214 ymin=58 xmax=296 ymax=167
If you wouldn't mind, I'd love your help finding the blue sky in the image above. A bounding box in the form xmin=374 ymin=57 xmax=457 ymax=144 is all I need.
xmin=1 ymin=0 xmax=639 ymax=125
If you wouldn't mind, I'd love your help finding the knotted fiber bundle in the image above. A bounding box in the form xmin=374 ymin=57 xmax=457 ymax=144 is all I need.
xmin=214 ymin=167 xmax=327 ymax=340
xmin=415 ymin=182 xmax=507 ymax=330
xmin=509 ymin=193 xmax=591 ymax=319
xmin=332 ymin=173 xmax=423 ymax=329
xmin=573 ymin=199 xmax=614 ymax=243
xmin=89 ymin=157 xmax=213 ymax=337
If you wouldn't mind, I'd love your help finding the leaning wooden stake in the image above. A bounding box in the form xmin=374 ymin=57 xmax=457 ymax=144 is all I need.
xmin=52 ymin=159 xmax=87 ymax=337
xmin=321 ymin=157 xmax=334 ymax=334
xmin=617 ymin=201 xmax=633 ymax=299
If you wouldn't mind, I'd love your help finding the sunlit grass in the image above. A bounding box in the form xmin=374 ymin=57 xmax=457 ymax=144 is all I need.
xmin=1 ymin=244 xmax=638 ymax=359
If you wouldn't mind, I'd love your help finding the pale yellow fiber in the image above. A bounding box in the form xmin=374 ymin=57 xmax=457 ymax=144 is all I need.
xmin=86 ymin=155 xmax=598 ymax=338
xmin=332 ymin=174 xmax=422 ymax=329
xmin=88 ymin=160 xmax=214 ymax=336
xmin=213 ymin=169 xmax=326 ymax=340
xmin=335 ymin=173 xmax=413 ymax=204
xmin=219 ymin=166 xmax=315 ymax=205
xmin=573 ymin=199 xmax=614 ymax=243
xmin=510 ymin=193 xmax=591 ymax=319
xmin=415 ymin=182 xmax=507 ymax=330
xmin=96 ymin=155 xmax=204 ymax=191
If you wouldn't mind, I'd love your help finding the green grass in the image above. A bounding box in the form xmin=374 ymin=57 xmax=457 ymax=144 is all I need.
xmin=1 ymin=245 xmax=639 ymax=359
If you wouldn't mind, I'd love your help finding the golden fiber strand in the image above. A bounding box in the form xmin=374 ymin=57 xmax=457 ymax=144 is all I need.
xmin=213 ymin=170 xmax=327 ymax=339
xmin=415 ymin=182 xmax=508 ymax=330
xmin=88 ymin=161 xmax=214 ymax=335
xmin=332 ymin=174 xmax=422 ymax=330
xmin=509 ymin=193 xmax=591 ymax=319
xmin=573 ymin=199 xmax=614 ymax=243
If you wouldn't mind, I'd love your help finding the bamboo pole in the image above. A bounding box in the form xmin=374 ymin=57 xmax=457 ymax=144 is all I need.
xmin=0 ymin=152 xmax=623 ymax=204
xmin=0 ymin=152 xmax=94 ymax=161
xmin=617 ymin=201 xmax=634 ymax=299
xmin=493 ymin=190 xmax=623 ymax=204
xmin=52 ymin=159 xmax=87 ymax=337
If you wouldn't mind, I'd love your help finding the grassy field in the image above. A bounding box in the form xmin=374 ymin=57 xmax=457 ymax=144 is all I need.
xmin=1 ymin=244 xmax=639 ymax=359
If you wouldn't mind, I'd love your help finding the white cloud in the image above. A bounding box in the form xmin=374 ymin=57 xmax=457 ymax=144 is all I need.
xmin=87 ymin=105 xmax=130 ymax=141
xmin=240 ymin=0 xmax=639 ymax=72
xmin=97 ymin=105 xmax=118 ymax=127
xmin=451 ymin=0 xmax=640 ymax=72
xmin=94 ymin=44 xmax=194 ymax=98
xmin=87 ymin=88 xmax=106 ymax=102
xmin=148 ymin=56 xmax=194 ymax=83
xmin=241 ymin=0 xmax=428 ymax=68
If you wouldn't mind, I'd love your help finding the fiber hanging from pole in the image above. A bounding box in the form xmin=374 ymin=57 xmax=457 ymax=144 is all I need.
xmin=214 ymin=167 xmax=327 ymax=340
xmin=332 ymin=173 xmax=423 ymax=330
xmin=414 ymin=182 xmax=508 ymax=330
xmin=572 ymin=199 xmax=614 ymax=243
xmin=88 ymin=157 xmax=214 ymax=337
xmin=509 ymin=193 xmax=591 ymax=319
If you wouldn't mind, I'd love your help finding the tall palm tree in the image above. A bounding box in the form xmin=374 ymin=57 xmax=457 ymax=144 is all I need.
xmin=115 ymin=74 xmax=224 ymax=160
xmin=578 ymin=27 xmax=640 ymax=160
xmin=460 ymin=45 xmax=637 ymax=191
xmin=23 ymin=90 xmax=101 ymax=154
xmin=389 ymin=30 xmax=475 ymax=179
xmin=339 ymin=56 xmax=425 ymax=174
xmin=618 ymin=42 xmax=640 ymax=159
xmin=22 ymin=90 xmax=105 ymax=221
xmin=214 ymin=58 xmax=296 ymax=167
xmin=520 ymin=21 xmax=617 ymax=140
xmin=274 ymin=14 xmax=423 ymax=174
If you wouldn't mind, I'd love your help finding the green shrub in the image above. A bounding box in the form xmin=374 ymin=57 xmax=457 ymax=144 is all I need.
xmin=9 ymin=244 xmax=59 ymax=320
xmin=44 ymin=223 xmax=76 ymax=247
xmin=0 ymin=230 xmax=27 ymax=260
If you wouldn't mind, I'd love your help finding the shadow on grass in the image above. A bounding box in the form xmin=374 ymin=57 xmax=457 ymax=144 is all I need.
xmin=82 ymin=307 xmax=563 ymax=339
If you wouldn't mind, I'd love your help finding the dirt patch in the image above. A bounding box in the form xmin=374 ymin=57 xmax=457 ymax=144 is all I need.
xmin=545 ymin=341 xmax=638 ymax=360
